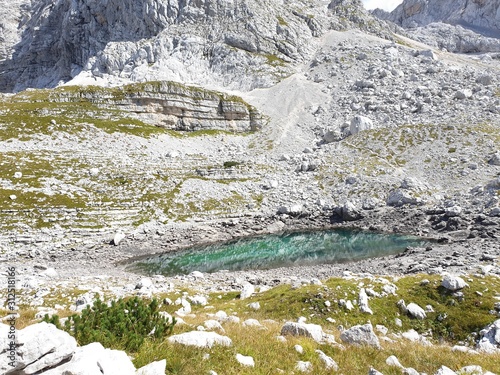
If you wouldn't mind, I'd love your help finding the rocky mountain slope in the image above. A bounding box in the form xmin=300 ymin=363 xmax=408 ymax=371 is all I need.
xmin=1 ymin=0 xmax=500 ymax=373
xmin=374 ymin=0 xmax=500 ymax=53
xmin=0 ymin=0 xmax=394 ymax=92
xmin=387 ymin=0 xmax=500 ymax=31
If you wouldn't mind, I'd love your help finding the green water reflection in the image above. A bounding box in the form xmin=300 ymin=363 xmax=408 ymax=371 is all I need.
xmin=127 ymin=229 xmax=428 ymax=276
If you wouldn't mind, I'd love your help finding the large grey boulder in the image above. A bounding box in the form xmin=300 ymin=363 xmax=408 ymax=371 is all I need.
xmin=168 ymin=331 xmax=232 ymax=348
xmin=0 ymin=322 xmax=76 ymax=375
xmin=280 ymin=322 xmax=336 ymax=344
xmin=340 ymin=323 xmax=380 ymax=348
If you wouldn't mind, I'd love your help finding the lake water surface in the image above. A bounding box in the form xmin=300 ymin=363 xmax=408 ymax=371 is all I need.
xmin=126 ymin=229 xmax=428 ymax=276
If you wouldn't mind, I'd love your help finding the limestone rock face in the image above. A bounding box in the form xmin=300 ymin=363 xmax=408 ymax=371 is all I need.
xmin=0 ymin=322 xmax=76 ymax=375
xmin=373 ymin=0 xmax=500 ymax=54
xmin=385 ymin=0 xmax=500 ymax=31
xmin=0 ymin=0 xmax=392 ymax=92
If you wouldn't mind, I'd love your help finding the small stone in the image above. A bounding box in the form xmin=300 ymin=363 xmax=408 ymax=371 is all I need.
xmin=294 ymin=344 xmax=304 ymax=354
xmin=295 ymin=361 xmax=313 ymax=373
xmin=248 ymin=302 xmax=260 ymax=310
xmin=315 ymin=350 xmax=338 ymax=371
xmin=386 ymin=355 xmax=403 ymax=368
xmin=242 ymin=319 xmax=262 ymax=327
xmin=435 ymin=365 xmax=457 ymax=375
xmin=455 ymin=89 xmax=472 ymax=100
xmin=113 ymin=232 xmax=125 ymax=246
xmin=236 ymin=353 xmax=254 ymax=367
xmin=168 ymin=331 xmax=232 ymax=348
xmin=406 ymin=302 xmax=426 ymax=320
xmin=13 ymin=172 xmax=22 ymax=178
xmin=89 ymin=168 xmax=100 ymax=176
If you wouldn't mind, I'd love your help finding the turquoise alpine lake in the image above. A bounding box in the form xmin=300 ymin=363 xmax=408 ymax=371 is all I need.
xmin=126 ymin=229 xmax=429 ymax=276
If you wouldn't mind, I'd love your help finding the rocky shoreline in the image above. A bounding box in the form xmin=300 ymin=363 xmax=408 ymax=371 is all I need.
xmin=5 ymin=203 xmax=499 ymax=295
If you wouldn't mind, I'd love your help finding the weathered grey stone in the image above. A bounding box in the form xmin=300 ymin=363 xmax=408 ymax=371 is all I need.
xmin=441 ymin=275 xmax=468 ymax=291
xmin=280 ymin=322 xmax=335 ymax=344
xmin=350 ymin=115 xmax=374 ymax=135
xmin=340 ymin=323 xmax=380 ymax=348
xmin=476 ymin=319 xmax=500 ymax=353
xmin=315 ymin=350 xmax=338 ymax=371
xmin=406 ymin=302 xmax=427 ymax=320
xmin=296 ymin=361 xmax=313 ymax=373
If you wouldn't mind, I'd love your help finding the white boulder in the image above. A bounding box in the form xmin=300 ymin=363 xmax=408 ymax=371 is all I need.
xmin=441 ymin=275 xmax=468 ymax=291
xmin=240 ymin=282 xmax=255 ymax=300
xmin=406 ymin=302 xmax=427 ymax=320
xmin=43 ymin=342 xmax=136 ymax=375
xmin=476 ymin=319 xmax=500 ymax=353
xmin=168 ymin=331 xmax=232 ymax=348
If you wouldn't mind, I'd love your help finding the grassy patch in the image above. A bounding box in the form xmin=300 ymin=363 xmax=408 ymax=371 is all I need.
xmin=8 ymin=274 xmax=500 ymax=374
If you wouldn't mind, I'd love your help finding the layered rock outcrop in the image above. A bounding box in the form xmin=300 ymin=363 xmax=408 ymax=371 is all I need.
xmin=53 ymin=81 xmax=263 ymax=132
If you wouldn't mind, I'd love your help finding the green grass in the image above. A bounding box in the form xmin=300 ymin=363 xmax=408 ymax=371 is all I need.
xmin=131 ymin=274 xmax=500 ymax=374
xmin=6 ymin=274 xmax=500 ymax=374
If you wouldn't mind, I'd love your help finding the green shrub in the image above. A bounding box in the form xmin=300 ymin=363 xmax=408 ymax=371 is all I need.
xmin=43 ymin=296 xmax=175 ymax=352
xmin=223 ymin=161 xmax=242 ymax=168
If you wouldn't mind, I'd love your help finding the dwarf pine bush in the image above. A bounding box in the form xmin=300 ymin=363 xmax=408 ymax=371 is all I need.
xmin=43 ymin=296 xmax=175 ymax=352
